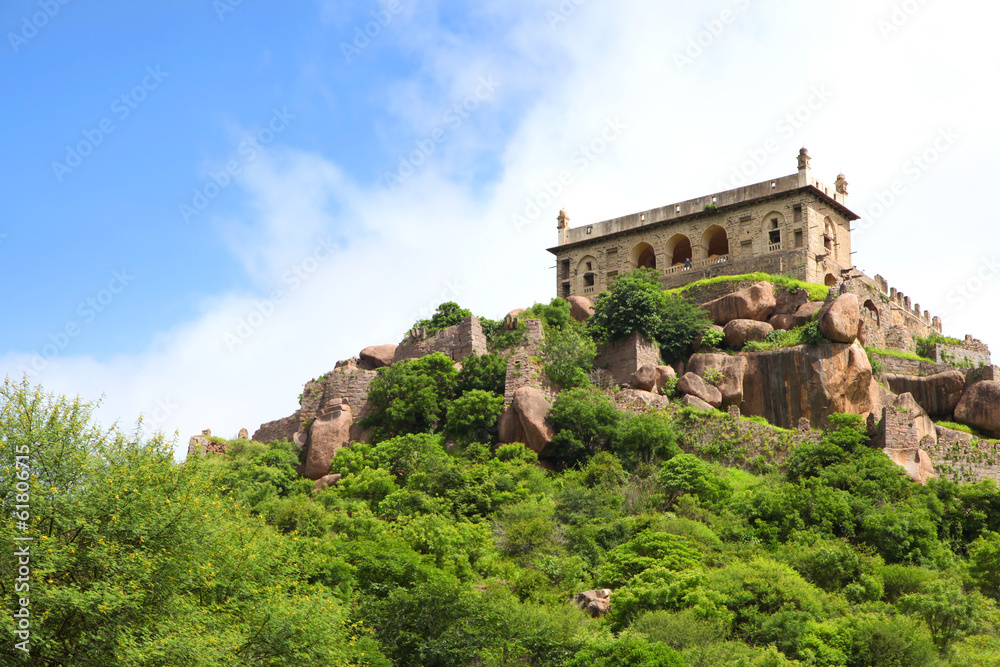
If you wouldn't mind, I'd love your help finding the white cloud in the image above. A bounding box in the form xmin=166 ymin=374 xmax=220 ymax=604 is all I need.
xmin=6 ymin=1 xmax=1000 ymax=455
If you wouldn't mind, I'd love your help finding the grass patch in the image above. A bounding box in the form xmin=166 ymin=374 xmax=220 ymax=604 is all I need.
xmin=742 ymin=322 xmax=825 ymax=353
xmin=935 ymin=420 xmax=978 ymax=436
xmin=865 ymin=346 xmax=934 ymax=363
xmin=740 ymin=414 xmax=794 ymax=434
xmin=666 ymin=271 xmax=830 ymax=302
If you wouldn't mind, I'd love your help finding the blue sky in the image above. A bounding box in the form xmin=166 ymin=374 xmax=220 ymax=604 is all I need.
xmin=3 ymin=0 xmax=999 ymax=454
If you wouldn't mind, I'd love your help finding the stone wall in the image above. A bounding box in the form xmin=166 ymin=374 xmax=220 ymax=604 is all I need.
xmin=874 ymin=406 xmax=920 ymax=449
xmin=874 ymin=354 xmax=954 ymax=378
xmin=503 ymin=319 xmax=557 ymax=407
xmin=594 ymin=333 xmax=661 ymax=387
xmin=935 ymin=337 xmax=992 ymax=368
xmin=393 ymin=316 xmax=487 ymax=363
xmin=252 ymin=413 xmax=302 ymax=444
xmin=659 ymin=249 xmax=809 ymax=290
xmin=926 ymin=426 xmax=1000 ymax=485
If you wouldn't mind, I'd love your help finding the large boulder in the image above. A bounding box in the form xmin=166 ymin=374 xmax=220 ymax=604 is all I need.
xmin=818 ymin=294 xmax=860 ymax=344
xmin=741 ymin=343 xmax=878 ymax=429
xmin=313 ymin=474 xmax=342 ymax=492
xmin=566 ymin=296 xmax=595 ymax=322
xmin=884 ymin=370 xmax=966 ymax=417
xmin=723 ymin=319 xmax=773 ymax=349
xmin=701 ymin=281 xmax=777 ymax=325
xmin=632 ymin=364 xmax=658 ymax=391
xmin=883 ymin=448 xmax=936 ymax=485
xmin=955 ymin=381 xmax=1000 ymax=435
xmin=686 ymin=353 xmax=748 ymax=407
xmin=794 ymin=301 xmax=825 ymax=324
xmin=509 ymin=387 xmax=555 ymax=456
xmin=574 ymin=589 xmax=612 ymax=618
xmin=682 ymin=395 xmax=717 ymax=412
xmin=655 ymin=365 xmax=677 ymax=393
xmin=498 ymin=405 xmax=525 ymax=444
xmin=359 ymin=344 xmax=397 ymax=368
xmin=616 ymin=388 xmax=672 ymax=411
xmin=301 ymin=403 xmax=353 ymax=480
xmin=677 ymin=372 xmax=723 ymax=408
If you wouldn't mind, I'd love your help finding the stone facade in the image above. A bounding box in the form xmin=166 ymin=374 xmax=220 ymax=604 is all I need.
xmin=549 ymin=150 xmax=857 ymax=298
xmin=503 ymin=319 xmax=558 ymax=407
xmin=935 ymin=336 xmax=992 ymax=368
xmin=594 ymin=333 xmax=661 ymax=387
xmin=393 ymin=316 xmax=487 ymax=363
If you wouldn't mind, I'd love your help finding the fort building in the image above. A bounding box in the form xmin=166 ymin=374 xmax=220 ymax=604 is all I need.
xmin=548 ymin=148 xmax=857 ymax=297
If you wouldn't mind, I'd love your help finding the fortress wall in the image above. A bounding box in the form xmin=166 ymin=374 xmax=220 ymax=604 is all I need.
xmin=594 ymin=333 xmax=660 ymax=387
xmin=927 ymin=426 xmax=1000 ymax=485
xmin=393 ymin=316 xmax=488 ymax=363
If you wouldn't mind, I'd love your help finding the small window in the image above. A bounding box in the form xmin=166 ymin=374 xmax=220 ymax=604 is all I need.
xmin=606 ymin=248 xmax=618 ymax=257
xmin=793 ymin=205 xmax=803 ymax=223
xmin=769 ymin=230 xmax=781 ymax=245
xmin=583 ymin=274 xmax=595 ymax=287
xmin=794 ymin=230 xmax=803 ymax=248
xmin=770 ymin=218 xmax=779 ymax=229
xmin=561 ymin=282 xmax=570 ymax=297
xmin=585 ymin=261 xmax=592 ymax=271
xmin=560 ymin=259 xmax=570 ymax=279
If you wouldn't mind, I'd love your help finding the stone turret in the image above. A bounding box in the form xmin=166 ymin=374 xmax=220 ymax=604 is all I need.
xmin=557 ymin=209 xmax=570 ymax=245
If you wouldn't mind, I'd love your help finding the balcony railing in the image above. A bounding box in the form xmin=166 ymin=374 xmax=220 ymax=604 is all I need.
xmin=768 ymin=242 xmax=782 ymax=253
xmin=662 ymin=255 xmax=729 ymax=275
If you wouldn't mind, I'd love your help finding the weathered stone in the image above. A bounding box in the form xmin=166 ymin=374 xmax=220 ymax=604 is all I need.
xmin=893 ymin=392 xmax=937 ymax=445
xmin=253 ymin=413 xmax=301 ymax=444
xmin=884 ymin=371 xmax=966 ymax=417
xmin=574 ymin=589 xmax=612 ymax=617
xmin=498 ymin=405 xmax=525 ymax=444
xmin=314 ymin=474 xmax=342 ymax=492
xmin=511 ymin=387 xmax=555 ymax=456
xmin=677 ymin=372 xmax=723 ymax=408
xmin=682 ymin=394 xmax=717 ymax=411
xmin=359 ymin=344 xmax=397 ymax=368
xmin=955 ymin=381 xmax=1000 ymax=435
xmin=504 ymin=309 xmax=525 ymax=330
xmin=723 ymin=319 xmax=773 ymax=349
xmin=686 ymin=353 xmax=748 ymax=407
xmin=768 ymin=314 xmax=797 ymax=331
xmin=187 ymin=435 xmax=225 ymax=456
xmin=237 ymin=428 xmax=249 ymax=440
xmin=654 ymin=365 xmax=677 ymax=393
xmin=616 ymin=388 xmax=672 ymax=411
xmin=301 ymin=404 xmax=353 ymax=481
xmin=594 ymin=333 xmax=660 ymax=387
xmin=792 ymin=301 xmax=824 ymax=325
xmin=819 ymin=294 xmax=860 ymax=344
xmin=701 ymin=281 xmax=776 ymax=325
xmin=883 ymin=448 xmax=936 ymax=485
xmin=741 ymin=343 xmax=877 ymax=429
xmin=693 ymin=324 xmax=725 ymax=350
xmin=632 ymin=364 xmax=658 ymax=391
xmin=566 ymin=296 xmax=595 ymax=322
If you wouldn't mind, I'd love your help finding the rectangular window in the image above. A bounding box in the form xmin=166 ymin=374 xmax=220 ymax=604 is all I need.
xmin=560 ymin=259 xmax=570 ymax=280
xmin=585 ymin=261 xmax=592 ymax=271
xmin=584 ymin=274 xmax=595 ymax=287
xmin=561 ymin=282 xmax=570 ymax=297
xmin=740 ymin=240 xmax=752 ymax=250
xmin=794 ymin=230 xmax=803 ymax=248
xmin=793 ymin=205 xmax=803 ymax=223
xmin=769 ymin=230 xmax=781 ymax=245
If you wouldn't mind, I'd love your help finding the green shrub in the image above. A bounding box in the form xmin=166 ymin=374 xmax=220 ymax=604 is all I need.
xmin=547 ymin=387 xmax=621 ymax=468
xmin=700 ymin=327 xmax=725 ymax=349
xmin=541 ymin=322 xmax=597 ymax=389
xmin=456 ymin=352 xmax=507 ymax=396
xmin=597 ymin=530 xmax=702 ymax=588
xmin=362 ymin=352 xmax=458 ymax=441
xmin=657 ymin=454 xmax=731 ymax=508
xmin=413 ymin=301 xmax=472 ymax=335
xmin=444 ymin=389 xmax=504 ymax=445
xmin=915 ymin=332 xmax=962 ymax=360
xmin=613 ymin=411 xmax=681 ymax=468
xmin=567 ymin=633 xmax=686 ymax=667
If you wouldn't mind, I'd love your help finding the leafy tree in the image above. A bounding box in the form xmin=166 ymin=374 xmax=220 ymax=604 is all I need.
xmin=657 ymin=292 xmax=714 ymax=361
xmin=598 ymin=530 xmax=702 ymax=588
xmin=540 ymin=322 xmax=597 ymax=389
xmin=969 ymin=531 xmax=1000 ymax=599
xmin=413 ymin=301 xmax=473 ymax=335
xmin=613 ymin=411 xmax=681 ymax=468
xmin=362 ymin=352 xmax=458 ymax=441
xmin=444 ymin=389 xmax=504 ymax=445
xmin=522 ymin=297 xmax=575 ymax=330
xmin=567 ymin=633 xmax=686 ymax=667
xmin=898 ymin=579 xmax=986 ymax=651
xmin=657 ymin=454 xmax=731 ymax=508
xmin=547 ymin=387 xmax=621 ymax=468
xmin=455 ymin=352 xmax=507 ymax=396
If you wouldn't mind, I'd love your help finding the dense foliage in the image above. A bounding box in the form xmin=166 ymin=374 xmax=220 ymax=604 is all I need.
xmin=6 ymin=368 xmax=1000 ymax=666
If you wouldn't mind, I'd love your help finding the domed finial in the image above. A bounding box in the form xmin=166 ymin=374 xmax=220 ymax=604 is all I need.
xmin=835 ymin=173 xmax=848 ymax=195
xmin=797 ymin=147 xmax=811 ymax=171
xmin=557 ymin=209 xmax=570 ymax=229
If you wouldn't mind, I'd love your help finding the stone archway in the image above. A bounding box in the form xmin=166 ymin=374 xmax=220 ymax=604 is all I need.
xmin=825 ymin=273 xmax=838 ymax=287
xmin=702 ymin=225 xmax=729 ymax=258
xmin=630 ymin=242 xmax=656 ymax=270
xmin=863 ymin=299 xmax=880 ymax=327
xmin=666 ymin=234 xmax=693 ymax=266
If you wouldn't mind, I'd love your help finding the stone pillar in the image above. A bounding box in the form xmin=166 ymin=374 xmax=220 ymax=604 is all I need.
xmin=797 ymin=148 xmax=811 ymax=186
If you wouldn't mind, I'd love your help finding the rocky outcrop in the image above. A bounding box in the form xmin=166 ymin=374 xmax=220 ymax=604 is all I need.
xmin=682 ymin=395 xmax=717 ymax=412
xmin=300 ymin=403 xmax=353 ymax=480
xmin=741 ymin=343 xmax=877 ymax=429
xmin=359 ymin=344 xmax=397 ymax=368
xmin=955 ymin=381 xmax=1000 ymax=435
xmin=314 ymin=474 xmax=342 ymax=492
xmin=237 ymin=428 xmax=249 ymax=440
xmin=567 ymin=296 xmax=595 ymax=322
xmin=701 ymin=281 xmax=776 ymax=325
xmin=655 ymin=365 xmax=677 ymax=393
xmin=632 ymin=364 xmax=657 ymax=391
xmin=818 ymin=294 xmax=860 ymax=344
xmin=883 ymin=448 xmax=936 ymax=485
xmin=723 ymin=319 xmax=773 ymax=349
xmin=499 ymin=387 xmax=555 ymax=456
xmin=677 ymin=372 xmax=723 ymax=408
xmin=574 ymin=589 xmax=612 ymax=617
xmin=893 ymin=392 xmax=937 ymax=445
xmin=884 ymin=370 xmax=966 ymax=417
xmin=686 ymin=353 xmax=748 ymax=407
xmin=616 ymin=388 xmax=672 ymax=411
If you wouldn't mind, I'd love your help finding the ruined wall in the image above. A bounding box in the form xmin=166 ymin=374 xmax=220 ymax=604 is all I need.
xmin=926 ymin=426 xmax=1000 ymax=485
xmin=252 ymin=414 xmax=302 ymax=444
xmin=935 ymin=337 xmax=991 ymax=368
xmin=393 ymin=316 xmax=487 ymax=363
xmin=874 ymin=354 xmax=954 ymax=378
xmin=594 ymin=333 xmax=660 ymax=387
xmin=503 ymin=319 xmax=559 ymax=407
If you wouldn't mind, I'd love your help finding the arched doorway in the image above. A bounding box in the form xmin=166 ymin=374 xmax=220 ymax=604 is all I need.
xmin=863 ymin=299 xmax=880 ymax=327
xmin=630 ymin=242 xmax=656 ymax=270
xmin=666 ymin=234 xmax=693 ymax=266
xmin=702 ymin=225 xmax=729 ymax=259
xmin=825 ymin=273 xmax=837 ymax=287
xmin=577 ymin=256 xmax=598 ymax=289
